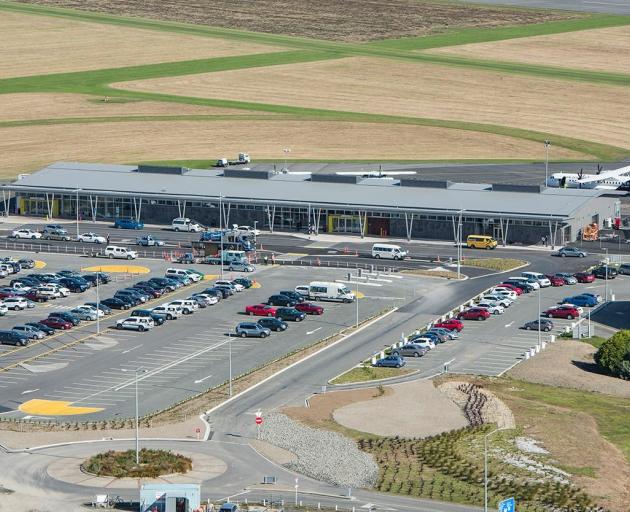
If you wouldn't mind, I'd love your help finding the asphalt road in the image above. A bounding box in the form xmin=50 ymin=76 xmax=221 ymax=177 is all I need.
xmin=462 ymin=0 xmax=630 ymax=15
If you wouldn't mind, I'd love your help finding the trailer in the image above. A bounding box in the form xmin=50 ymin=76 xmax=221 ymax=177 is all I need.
xmin=215 ymin=153 xmax=250 ymax=167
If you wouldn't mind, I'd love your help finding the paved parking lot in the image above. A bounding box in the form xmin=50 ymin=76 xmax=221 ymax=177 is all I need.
xmin=381 ymin=272 xmax=630 ymax=378
xmin=0 ymin=251 xmax=423 ymax=420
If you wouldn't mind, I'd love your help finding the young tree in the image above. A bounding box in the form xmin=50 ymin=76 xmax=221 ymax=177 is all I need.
xmin=595 ymin=330 xmax=630 ymax=378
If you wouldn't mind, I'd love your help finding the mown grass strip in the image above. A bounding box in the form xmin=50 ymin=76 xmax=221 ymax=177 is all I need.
xmin=366 ymin=14 xmax=630 ymax=51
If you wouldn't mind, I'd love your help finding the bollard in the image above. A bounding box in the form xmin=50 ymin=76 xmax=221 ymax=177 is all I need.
xmin=541 ymin=341 xmax=547 ymax=350
xmin=535 ymin=344 xmax=541 ymax=353
xmin=318 ymin=503 xmax=321 ymax=510
xmin=380 ymin=350 xmax=385 ymax=359
xmin=550 ymin=334 xmax=556 ymax=343
xmin=300 ymin=501 xmax=303 ymax=506
xmin=530 ymin=347 xmax=536 ymax=357
xmin=611 ymin=293 xmax=615 ymax=301
xmin=525 ymin=351 xmax=530 ymax=360
xmin=371 ymin=356 xmax=377 ymax=365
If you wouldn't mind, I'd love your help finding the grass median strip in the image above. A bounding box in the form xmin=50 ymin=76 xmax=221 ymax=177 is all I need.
xmin=462 ymin=258 xmax=528 ymax=271
xmin=330 ymin=365 xmax=414 ymax=385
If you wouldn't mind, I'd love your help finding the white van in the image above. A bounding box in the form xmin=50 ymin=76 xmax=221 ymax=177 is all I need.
xmin=521 ymin=271 xmax=551 ymax=288
xmin=104 ymin=245 xmax=138 ymax=260
xmin=171 ymin=217 xmax=202 ymax=232
xmin=308 ymin=281 xmax=355 ymax=303
xmin=165 ymin=268 xmax=202 ymax=282
xmin=371 ymin=244 xmax=408 ymax=260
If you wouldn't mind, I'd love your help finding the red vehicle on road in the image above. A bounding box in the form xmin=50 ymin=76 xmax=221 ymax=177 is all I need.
xmin=295 ymin=302 xmax=324 ymax=315
xmin=545 ymin=275 xmax=565 ymax=287
xmin=497 ymin=283 xmax=523 ymax=295
xmin=574 ymin=272 xmax=595 ymax=283
xmin=543 ymin=305 xmax=580 ymax=319
xmin=434 ymin=319 xmax=464 ymax=332
xmin=457 ymin=307 xmax=491 ymax=321
xmin=245 ymin=304 xmax=278 ymax=317
xmin=39 ymin=317 xmax=72 ymax=330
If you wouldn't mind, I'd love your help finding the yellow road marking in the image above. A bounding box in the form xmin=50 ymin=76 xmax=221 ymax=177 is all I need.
xmin=251 ymin=281 xmax=262 ymax=289
xmin=203 ymin=274 xmax=219 ymax=281
xmin=19 ymin=399 xmax=103 ymax=416
xmin=81 ymin=264 xmax=150 ymax=273
xmin=33 ymin=260 xmax=47 ymax=269
xmin=356 ymin=291 xmax=365 ymax=299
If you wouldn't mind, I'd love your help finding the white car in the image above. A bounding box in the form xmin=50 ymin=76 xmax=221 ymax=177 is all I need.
xmin=12 ymin=282 xmax=31 ymax=292
xmin=152 ymin=304 xmax=181 ymax=320
xmin=37 ymin=284 xmax=69 ymax=298
xmin=0 ymin=269 xmax=7 ymax=278
xmin=491 ymin=288 xmax=518 ymax=300
xmin=104 ymin=245 xmax=138 ymax=260
xmin=78 ymin=232 xmax=106 ymax=244
xmin=11 ymin=229 xmax=41 ymax=240
xmin=216 ymin=279 xmax=243 ymax=292
xmin=405 ymin=337 xmax=435 ymax=350
xmin=116 ymin=317 xmax=154 ymax=332
xmin=167 ymin=300 xmax=198 ymax=315
xmin=0 ymin=264 xmax=15 ymax=275
xmin=0 ymin=303 xmax=8 ymax=316
xmin=522 ymin=272 xmax=552 ymax=288
xmin=482 ymin=294 xmax=512 ymax=308
xmin=236 ymin=225 xmax=261 ymax=236
xmin=192 ymin=293 xmax=219 ymax=306
xmin=3 ymin=297 xmax=32 ymax=310
xmin=476 ymin=300 xmax=505 ymax=315
xmin=76 ymin=305 xmax=104 ymax=318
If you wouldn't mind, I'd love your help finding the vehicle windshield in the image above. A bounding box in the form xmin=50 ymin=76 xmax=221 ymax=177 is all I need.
xmin=340 ymin=287 xmax=351 ymax=295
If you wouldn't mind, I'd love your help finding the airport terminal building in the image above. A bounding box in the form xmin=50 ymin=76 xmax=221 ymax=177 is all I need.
xmin=2 ymin=162 xmax=622 ymax=246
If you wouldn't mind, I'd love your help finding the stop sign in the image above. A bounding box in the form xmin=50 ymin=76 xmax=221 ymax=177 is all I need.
xmin=255 ymin=416 xmax=263 ymax=425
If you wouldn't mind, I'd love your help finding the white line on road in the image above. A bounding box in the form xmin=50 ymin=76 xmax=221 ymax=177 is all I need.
xmin=306 ymin=327 xmax=322 ymax=335
xmin=21 ymin=388 xmax=39 ymax=395
xmin=194 ymin=374 xmax=213 ymax=384
xmin=122 ymin=344 xmax=143 ymax=354
xmin=504 ymin=321 xmax=514 ymax=328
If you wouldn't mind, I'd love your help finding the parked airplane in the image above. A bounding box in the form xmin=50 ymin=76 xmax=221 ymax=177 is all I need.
xmin=546 ymin=165 xmax=630 ymax=190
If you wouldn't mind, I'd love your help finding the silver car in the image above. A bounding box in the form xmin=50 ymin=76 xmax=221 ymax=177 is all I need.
xmin=70 ymin=308 xmax=97 ymax=321
xmin=235 ymin=322 xmax=271 ymax=338
xmin=12 ymin=325 xmax=45 ymax=340
xmin=391 ymin=343 xmax=429 ymax=358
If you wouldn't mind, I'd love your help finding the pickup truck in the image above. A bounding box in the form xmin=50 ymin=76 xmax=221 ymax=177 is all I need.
xmin=136 ymin=235 xmax=164 ymax=247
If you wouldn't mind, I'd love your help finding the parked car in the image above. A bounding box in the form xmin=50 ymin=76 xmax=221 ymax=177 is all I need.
xmin=213 ymin=284 xmax=234 ymax=297
xmin=275 ymin=307 xmax=306 ymax=322
xmin=84 ymin=304 xmax=111 ymax=319
xmin=70 ymin=308 xmax=97 ymax=321
xmin=457 ymin=307 xmax=491 ymax=321
xmin=235 ymin=322 xmax=271 ymax=338
xmin=78 ymin=232 xmax=106 ymax=244
xmin=116 ymin=317 xmax=154 ymax=331
xmin=136 ymin=234 xmax=164 ymax=246
xmin=11 ymin=229 xmax=41 ymax=239
xmin=495 ymin=283 xmax=523 ymax=295
xmin=148 ymin=277 xmax=177 ymax=292
xmin=104 ymin=245 xmax=138 ymax=260
xmin=522 ymin=272 xmax=551 ymax=288
xmin=101 ymin=297 xmax=131 ymax=310
xmin=476 ymin=300 xmax=504 ymax=315
xmin=409 ymin=331 xmax=446 ymax=344
xmin=75 ymin=305 xmax=104 ymax=318
xmin=428 ymin=327 xmax=458 ymax=340
xmin=167 ymin=300 xmax=198 ymax=315
xmin=12 ymin=325 xmax=45 ymax=340
xmin=268 ymin=294 xmax=296 ymax=307
xmin=434 ymin=319 xmax=464 ymax=332
xmin=25 ymin=321 xmax=55 ymax=335
xmin=373 ymin=355 xmax=405 ymax=368
xmin=403 ymin=337 xmax=435 ymax=350
xmin=618 ymin=263 xmax=630 ymax=275
xmin=3 ymin=297 xmax=32 ymax=310
xmin=226 ymin=261 xmax=255 ymax=272
xmin=581 ymin=292 xmax=603 ymax=304
xmin=561 ymin=295 xmax=598 ymax=307
xmin=39 ymin=317 xmax=72 ymax=330
xmin=131 ymin=309 xmax=166 ymax=326
xmin=233 ymin=277 xmax=253 ymax=289
xmin=114 ymin=218 xmax=144 ymax=230
xmin=246 ymin=304 xmax=278 ymax=317
xmin=0 ymin=330 xmax=30 ymax=346
xmin=554 ymin=246 xmax=587 ymax=258
xmin=502 ymin=280 xmax=534 ymax=293
xmin=191 ymin=293 xmax=219 ymax=306
xmin=43 ymin=228 xmax=71 ymax=241
xmin=279 ymin=291 xmax=305 ymax=304
xmin=522 ymin=319 xmax=554 ymax=331
xmin=574 ymin=272 xmax=595 ymax=283
xmin=490 ymin=288 xmax=517 ymax=300
xmin=58 ymin=277 xmax=88 ymax=293
xmin=152 ymin=304 xmax=182 ymax=320
xmin=201 ymin=288 xmax=224 ymax=301
xmin=295 ymin=302 xmax=324 ymax=315
xmin=257 ymin=317 xmax=288 ymax=332
xmin=216 ymin=279 xmax=242 ymax=292
xmin=24 ymin=289 xmax=49 ymax=303
xmin=392 ymin=343 xmax=429 ymax=358
xmin=592 ymin=266 xmax=617 ymax=279
xmin=545 ymin=274 xmax=565 ymax=287
xmin=481 ymin=294 xmax=512 ymax=308
xmin=553 ymin=273 xmax=578 ymax=285
xmin=49 ymin=311 xmax=81 ymax=326
xmin=543 ymin=305 xmax=580 ymax=319
xmin=17 ymin=258 xmax=35 ymax=269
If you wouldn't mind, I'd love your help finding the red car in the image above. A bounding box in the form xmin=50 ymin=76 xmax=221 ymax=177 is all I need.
xmin=574 ymin=272 xmax=595 ymax=283
xmin=39 ymin=317 xmax=72 ymax=330
xmin=497 ymin=283 xmax=522 ymax=295
xmin=543 ymin=305 xmax=580 ymax=319
xmin=0 ymin=291 xmax=17 ymax=299
xmin=295 ymin=302 xmax=324 ymax=315
xmin=245 ymin=304 xmax=278 ymax=317
xmin=457 ymin=307 xmax=491 ymax=321
xmin=24 ymin=290 xmax=49 ymax=303
xmin=545 ymin=275 xmax=565 ymax=287
xmin=434 ymin=319 xmax=464 ymax=332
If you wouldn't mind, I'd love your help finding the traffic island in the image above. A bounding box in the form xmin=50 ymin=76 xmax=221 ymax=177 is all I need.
xmin=82 ymin=448 xmax=192 ymax=478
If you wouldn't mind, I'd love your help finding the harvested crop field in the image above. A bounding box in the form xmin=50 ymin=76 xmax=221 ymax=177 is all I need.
xmin=117 ymin=56 xmax=630 ymax=149
xmin=0 ymin=10 xmax=280 ymax=78
xmin=430 ymin=25 xmax=630 ymax=75
xmin=0 ymin=119 xmax=589 ymax=176
xmin=0 ymin=93 xmax=268 ymax=122
xmin=12 ymin=0 xmax=574 ymax=42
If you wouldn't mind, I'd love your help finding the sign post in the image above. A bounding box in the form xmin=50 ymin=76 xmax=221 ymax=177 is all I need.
xmin=195 ymin=426 xmax=201 ymax=440
xmin=255 ymin=410 xmax=263 ymax=439
xmin=498 ymin=497 xmax=515 ymax=512
xmin=294 ymin=478 xmax=299 ymax=505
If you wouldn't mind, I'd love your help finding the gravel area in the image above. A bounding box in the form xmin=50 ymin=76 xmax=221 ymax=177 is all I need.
xmin=260 ymin=413 xmax=378 ymax=488
xmin=508 ymin=339 xmax=630 ymax=398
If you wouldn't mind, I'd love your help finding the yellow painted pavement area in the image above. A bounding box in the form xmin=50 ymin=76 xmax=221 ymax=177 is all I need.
xmin=33 ymin=260 xmax=46 ymax=269
xmin=81 ymin=264 xmax=150 ymax=273
xmin=19 ymin=399 xmax=103 ymax=416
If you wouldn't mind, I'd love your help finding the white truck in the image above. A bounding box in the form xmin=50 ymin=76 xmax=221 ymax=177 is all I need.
xmin=215 ymin=153 xmax=250 ymax=167
xmin=307 ymin=281 xmax=355 ymax=303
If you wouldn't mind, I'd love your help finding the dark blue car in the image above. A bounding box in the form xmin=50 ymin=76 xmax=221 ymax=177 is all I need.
xmin=373 ymin=355 xmax=406 ymax=368
xmin=114 ymin=218 xmax=144 ymax=230
xmin=200 ymin=231 xmax=224 ymax=242
xmin=562 ymin=295 xmax=598 ymax=307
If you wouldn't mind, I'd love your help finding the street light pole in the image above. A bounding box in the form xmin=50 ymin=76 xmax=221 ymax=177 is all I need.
xmin=283 ymin=148 xmax=291 ymax=171
xmin=604 ymin=248 xmax=609 ymax=302
xmin=538 ymin=283 xmax=542 ymax=348
xmin=253 ymin=220 xmax=258 ymax=246
xmin=219 ymin=193 xmax=224 ymax=281
xmin=544 ymin=140 xmax=551 ymax=188
xmin=96 ymin=277 xmax=100 ymax=335
xmin=355 ymin=278 xmax=359 ymax=328
xmin=457 ymin=209 xmax=463 ymax=279
xmin=484 ymin=427 xmax=508 ymax=512
xmin=228 ymin=334 xmax=232 ymax=397
xmin=75 ymin=187 xmax=80 ymax=240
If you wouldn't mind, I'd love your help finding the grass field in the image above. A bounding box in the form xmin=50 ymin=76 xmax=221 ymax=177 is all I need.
xmin=0 ymin=10 xmax=280 ymax=79
xmin=430 ymin=24 xmax=630 ymax=74
xmin=115 ymin=56 xmax=630 ymax=149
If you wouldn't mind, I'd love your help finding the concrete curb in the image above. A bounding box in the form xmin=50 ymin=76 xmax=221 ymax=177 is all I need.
xmin=1 ymin=437 xmax=202 ymax=454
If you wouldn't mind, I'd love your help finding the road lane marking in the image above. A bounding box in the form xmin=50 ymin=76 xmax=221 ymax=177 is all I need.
xmin=121 ymin=344 xmax=143 ymax=354
xmin=306 ymin=327 xmax=322 ymax=335
xmin=21 ymin=388 xmax=39 ymax=395
xmin=194 ymin=374 xmax=213 ymax=384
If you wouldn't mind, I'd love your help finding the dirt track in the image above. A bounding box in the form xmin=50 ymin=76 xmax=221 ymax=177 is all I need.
xmin=14 ymin=0 xmax=574 ymax=42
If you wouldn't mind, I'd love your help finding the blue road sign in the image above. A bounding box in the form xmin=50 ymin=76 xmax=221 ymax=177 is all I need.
xmin=499 ymin=497 xmax=515 ymax=512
